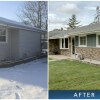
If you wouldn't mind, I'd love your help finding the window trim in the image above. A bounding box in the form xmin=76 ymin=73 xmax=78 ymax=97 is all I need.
xmin=0 ymin=28 xmax=8 ymax=43
xmin=60 ymin=38 xmax=69 ymax=49
xmin=79 ymin=35 xmax=87 ymax=47
xmin=96 ymin=34 xmax=100 ymax=47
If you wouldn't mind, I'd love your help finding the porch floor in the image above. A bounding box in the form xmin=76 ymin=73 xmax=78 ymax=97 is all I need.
xmin=49 ymin=55 xmax=100 ymax=65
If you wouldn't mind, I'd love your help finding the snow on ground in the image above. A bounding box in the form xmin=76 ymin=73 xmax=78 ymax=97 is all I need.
xmin=0 ymin=58 xmax=47 ymax=99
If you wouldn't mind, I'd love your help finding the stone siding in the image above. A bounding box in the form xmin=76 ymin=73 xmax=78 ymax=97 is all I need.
xmin=60 ymin=37 xmax=71 ymax=56
xmin=60 ymin=44 xmax=71 ymax=56
xmin=49 ymin=37 xmax=71 ymax=56
xmin=49 ymin=39 xmax=60 ymax=54
xmin=76 ymin=47 xmax=100 ymax=60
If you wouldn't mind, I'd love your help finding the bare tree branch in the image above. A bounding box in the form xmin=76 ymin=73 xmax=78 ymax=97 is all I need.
xmin=17 ymin=1 xmax=48 ymax=30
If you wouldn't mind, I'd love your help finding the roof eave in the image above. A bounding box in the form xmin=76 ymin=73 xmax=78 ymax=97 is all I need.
xmin=69 ymin=30 xmax=100 ymax=36
xmin=0 ymin=23 xmax=47 ymax=34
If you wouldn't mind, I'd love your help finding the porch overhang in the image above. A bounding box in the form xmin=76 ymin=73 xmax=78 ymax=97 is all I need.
xmin=49 ymin=35 xmax=69 ymax=39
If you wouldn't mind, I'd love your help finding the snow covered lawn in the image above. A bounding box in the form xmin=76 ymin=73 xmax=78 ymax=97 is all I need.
xmin=0 ymin=58 xmax=47 ymax=99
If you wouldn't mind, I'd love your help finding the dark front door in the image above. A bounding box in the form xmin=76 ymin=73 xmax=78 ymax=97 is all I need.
xmin=72 ymin=38 xmax=75 ymax=54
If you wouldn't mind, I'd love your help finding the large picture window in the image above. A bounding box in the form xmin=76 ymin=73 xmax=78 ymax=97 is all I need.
xmin=0 ymin=29 xmax=6 ymax=42
xmin=60 ymin=38 xmax=69 ymax=49
xmin=80 ymin=36 xmax=86 ymax=46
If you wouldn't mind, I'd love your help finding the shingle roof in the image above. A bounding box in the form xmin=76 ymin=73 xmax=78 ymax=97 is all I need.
xmin=67 ymin=23 xmax=100 ymax=35
xmin=49 ymin=30 xmax=69 ymax=39
xmin=0 ymin=17 xmax=46 ymax=33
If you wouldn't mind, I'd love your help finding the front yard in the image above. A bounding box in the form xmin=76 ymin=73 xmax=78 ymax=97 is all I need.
xmin=49 ymin=59 xmax=100 ymax=90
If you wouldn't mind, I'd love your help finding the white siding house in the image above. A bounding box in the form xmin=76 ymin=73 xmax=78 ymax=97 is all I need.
xmin=0 ymin=17 xmax=47 ymax=62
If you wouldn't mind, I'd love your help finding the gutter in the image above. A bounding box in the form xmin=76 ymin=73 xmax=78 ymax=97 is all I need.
xmin=0 ymin=23 xmax=47 ymax=34
xmin=68 ymin=30 xmax=100 ymax=36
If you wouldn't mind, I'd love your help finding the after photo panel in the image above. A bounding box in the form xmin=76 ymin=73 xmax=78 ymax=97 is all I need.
xmin=48 ymin=1 xmax=100 ymax=99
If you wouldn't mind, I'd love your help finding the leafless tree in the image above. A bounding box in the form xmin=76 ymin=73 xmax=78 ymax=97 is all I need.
xmin=18 ymin=1 xmax=48 ymax=30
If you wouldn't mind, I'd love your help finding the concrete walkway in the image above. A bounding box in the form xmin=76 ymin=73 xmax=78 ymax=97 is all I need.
xmin=49 ymin=55 xmax=100 ymax=65
xmin=49 ymin=55 xmax=70 ymax=60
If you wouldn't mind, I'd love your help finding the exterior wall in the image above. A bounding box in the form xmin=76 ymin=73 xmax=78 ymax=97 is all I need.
xmin=0 ymin=26 xmax=42 ymax=62
xmin=75 ymin=47 xmax=100 ymax=60
xmin=60 ymin=37 xmax=71 ymax=56
xmin=49 ymin=39 xmax=60 ymax=54
xmin=9 ymin=29 xmax=19 ymax=60
xmin=49 ymin=37 xmax=71 ymax=56
xmin=0 ymin=28 xmax=19 ymax=61
xmin=0 ymin=27 xmax=10 ymax=61
xmin=18 ymin=29 xmax=41 ymax=59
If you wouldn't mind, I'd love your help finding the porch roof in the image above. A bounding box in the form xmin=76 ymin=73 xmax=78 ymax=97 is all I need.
xmin=49 ymin=30 xmax=69 ymax=39
xmin=67 ymin=23 xmax=100 ymax=35
xmin=0 ymin=17 xmax=47 ymax=33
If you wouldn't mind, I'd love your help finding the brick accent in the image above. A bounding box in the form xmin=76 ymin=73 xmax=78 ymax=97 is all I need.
xmin=76 ymin=47 xmax=100 ymax=60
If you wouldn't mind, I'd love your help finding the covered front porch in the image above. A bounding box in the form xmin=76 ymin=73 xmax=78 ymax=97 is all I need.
xmin=49 ymin=36 xmax=76 ymax=57
xmin=49 ymin=39 xmax=60 ymax=55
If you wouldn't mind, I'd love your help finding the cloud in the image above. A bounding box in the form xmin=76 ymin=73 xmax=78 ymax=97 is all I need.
xmin=48 ymin=13 xmax=67 ymax=31
xmin=48 ymin=13 xmax=66 ymax=24
xmin=57 ymin=3 xmax=80 ymax=14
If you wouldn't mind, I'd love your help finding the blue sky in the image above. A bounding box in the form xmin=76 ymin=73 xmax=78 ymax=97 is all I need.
xmin=0 ymin=1 xmax=24 ymax=21
xmin=49 ymin=1 xmax=100 ymax=31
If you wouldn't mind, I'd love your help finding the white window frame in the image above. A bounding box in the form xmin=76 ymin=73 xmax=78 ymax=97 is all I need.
xmin=79 ymin=35 xmax=87 ymax=47
xmin=96 ymin=34 xmax=100 ymax=47
xmin=0 ymin=28 xmax=8 ymax=43
xmin=60 ymin=38 xmax=69 ymax=49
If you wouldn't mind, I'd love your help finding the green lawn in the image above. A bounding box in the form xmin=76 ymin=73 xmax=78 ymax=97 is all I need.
xmin=49 ymin=60 xmax=100 ymax=90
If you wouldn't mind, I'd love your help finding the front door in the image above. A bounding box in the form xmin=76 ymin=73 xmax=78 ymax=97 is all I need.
xmin=72 ymin=38 xmax=75 ymax=54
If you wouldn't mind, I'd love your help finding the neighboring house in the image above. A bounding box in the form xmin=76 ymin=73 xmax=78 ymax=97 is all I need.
xmin=49 ymin=23 xmax=100 ymax=61
xmin=0 ymin=17 xmax=47 ymax=62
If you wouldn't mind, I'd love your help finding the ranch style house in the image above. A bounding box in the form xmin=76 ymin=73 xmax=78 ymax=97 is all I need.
xmin=49 ymin=23 xmax=100 ymax=61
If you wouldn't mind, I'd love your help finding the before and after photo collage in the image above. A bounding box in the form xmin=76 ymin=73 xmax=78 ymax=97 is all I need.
xmin=0 ymin=0 xmax=99 ymax=99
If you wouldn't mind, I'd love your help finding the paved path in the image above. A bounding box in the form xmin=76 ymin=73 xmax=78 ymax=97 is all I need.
xmin=49 ymin=55 xmax=100 ymax=65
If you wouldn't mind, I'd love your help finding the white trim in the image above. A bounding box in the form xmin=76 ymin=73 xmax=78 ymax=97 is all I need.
xmin=79 ymin=35 xmax=87 ymax=47
xmin=96 ymin=33 xmax=100 ymax=47
xmin=60 ymin=38 xmax=69 ymax=49
xmin=71 ymin=36 xmax=75 ymax=55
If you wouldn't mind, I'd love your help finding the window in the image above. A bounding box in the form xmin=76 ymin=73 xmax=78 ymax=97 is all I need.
xmin=65 ymin=38 xmax=68 ymax=48
xmin=0 ymin=29 xmax=6 ymax=42
xmin=98 ymin=35 xmax=100 ymax=45
xmin=80 ymin=36 xmax=86 ymax=46
xmin=60 ymin=38 xmax=69 ymax=49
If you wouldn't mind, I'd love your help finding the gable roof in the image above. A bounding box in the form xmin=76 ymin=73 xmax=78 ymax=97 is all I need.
xmin=67 ymin=23 xmax=100 ymax=35
xmin=49 ymin=30 xmax=69 ymax=39
xmin=0 ymin=17 xmax=46 ymax=33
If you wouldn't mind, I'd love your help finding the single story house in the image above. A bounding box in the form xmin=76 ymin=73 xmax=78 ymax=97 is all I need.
xmin=49 ymin=23 xmax=100 ymax=61
xmin=0 ymin=17 xmax=47 ymax=62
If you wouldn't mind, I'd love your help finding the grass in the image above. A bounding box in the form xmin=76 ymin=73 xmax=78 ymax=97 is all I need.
xmin=49 ymin=60 xmax=100 ymax=90
xmin=49 ymin=57 xmax=53 ymax=60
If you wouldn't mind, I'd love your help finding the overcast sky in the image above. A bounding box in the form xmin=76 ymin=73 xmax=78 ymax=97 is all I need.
xmin=48 ymin=1 xmax=100 ymax=31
